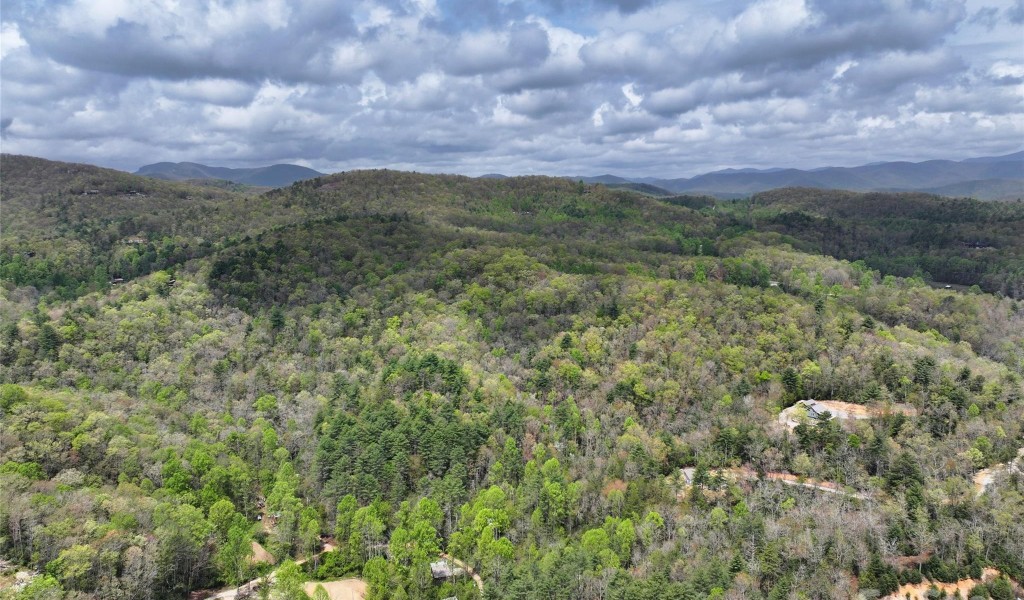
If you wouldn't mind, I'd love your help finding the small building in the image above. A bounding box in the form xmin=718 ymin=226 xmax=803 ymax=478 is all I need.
xmin=779 ymin=399 xmax=915 ymax=431
xmin=430 ymin=560 xmax=465 ymax=580
xmin=798 ymin=399 xmax=830 ymax=420
xmin=778 ymin=399 xmax=836 ymax=430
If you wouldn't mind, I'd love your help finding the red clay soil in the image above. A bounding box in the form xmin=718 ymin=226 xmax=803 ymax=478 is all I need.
xmin=881 ymin=568 xmax=1022 ymax=600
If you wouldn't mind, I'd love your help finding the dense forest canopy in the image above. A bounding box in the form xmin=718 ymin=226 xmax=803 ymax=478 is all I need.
xmin=1 ymin=154 xmax=1022 ymax=600
xmin=737 ymin=188 xmax=1024 ymax=298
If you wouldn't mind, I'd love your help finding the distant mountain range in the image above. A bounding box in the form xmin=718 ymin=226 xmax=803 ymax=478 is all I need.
xmin=534 ymin=151 xmax=1023 ymax=200
xmin=136 ymin=162 xmax=323 ymax=187
xmin=651 ymin=152 xmax=1024 ymax=199
xmin=138 ymin=151 xmax=1022 ymax=199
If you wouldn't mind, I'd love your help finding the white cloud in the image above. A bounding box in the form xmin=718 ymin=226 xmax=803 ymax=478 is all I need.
xmin=726 ymin=0 xmax=817 ymax=42
xmin=831 ymin=60 xmax=857 ymax=80
xmin=0 ymin=23 xmax=28 ymax=59
xmin=0 ymin=0 xmax=1020 ymax=176
xmin=358 ymin=72 xmax=388 ymax=106
xmin=331 ymin=42 xmax=376 ymax=79
xmin=622 ymin=83 xmax=642 ymax=107
xmin=492 ymin=97 xmax=532 ymax=126
xmin=354 ymin=3 xmax=394 ymax=32
xmin=990 ymin=61 xmax=1024 ymax=79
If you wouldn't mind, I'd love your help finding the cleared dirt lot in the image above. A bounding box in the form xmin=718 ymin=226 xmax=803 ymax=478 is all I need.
xmin=881 ymin=568 xmax=1022 ymax=600
xmin=303 ymin=578 xmax=367 ymax=600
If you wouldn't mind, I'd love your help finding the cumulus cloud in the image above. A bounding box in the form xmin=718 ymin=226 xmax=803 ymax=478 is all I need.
xmin=0 ymin=0 xmax=1020 ymax=176
xmin=502 ymin=89 xmax=581 ymax=119
xmin=446 ymin=23 xmax=550 ymax=75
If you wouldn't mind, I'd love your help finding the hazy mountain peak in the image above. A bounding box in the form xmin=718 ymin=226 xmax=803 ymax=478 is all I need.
xmin=646 ymin=152 xmax=1024 ymax=200
xmin=136 ymin=161 xmax=323 ymax=188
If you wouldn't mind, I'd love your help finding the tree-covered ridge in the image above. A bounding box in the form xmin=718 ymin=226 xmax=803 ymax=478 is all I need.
xmin=1 ymin=156 xmax=1023 ymax=600
xmin=738 ymin=188 xmax=1024 ymax=298
xmin=1 ymin=154 xmax=246 ymax=302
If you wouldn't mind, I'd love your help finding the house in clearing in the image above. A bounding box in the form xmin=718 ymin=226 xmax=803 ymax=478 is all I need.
xmin=779 ymin=400 xmax=834 ymax=429
xmin=778 ymin=399 xmax=916 ymax=431
xmin=430 ymin=559 xmax=465 ymax=580
xmin=799 ymin=399 xmax=830 ymax=420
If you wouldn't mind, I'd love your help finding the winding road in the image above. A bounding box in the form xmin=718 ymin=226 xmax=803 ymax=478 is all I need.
xmin=974 ymin=448 xmax=1024 ymax=496
xmin=204 ymin=546 xmax=484 ymax=599
xmin=758 ymin=471 xmax=873 ymax=500
xmin=438 ymin=552 xmax=485 ymax=594
xmin=206 ymin=543 xmax=336 ymax=599
xmin=679 ymin=467 xmax=872 ymax=501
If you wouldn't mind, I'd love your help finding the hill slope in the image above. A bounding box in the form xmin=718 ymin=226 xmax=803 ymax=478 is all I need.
xmin=730 ymin=187 xmax=1024 ymax=298
xmin=919 ymin=178 xmax=1024 ymax=201
xmin=1 ymin=155 xmax=1023 ymax=600
xmin=136 ymin=161 xmax=324 ymax=187
xmin=650 ymin=153 xmax=1024 ymax=199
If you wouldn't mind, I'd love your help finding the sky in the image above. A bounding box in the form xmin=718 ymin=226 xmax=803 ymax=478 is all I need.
xmin=1 ymin=0 xmax=1022 ymax=177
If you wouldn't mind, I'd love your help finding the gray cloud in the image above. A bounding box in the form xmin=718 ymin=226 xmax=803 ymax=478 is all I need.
xmin=502 ymin=89 xmax=582 ymax=119
xmin=19 ymin=2 xmax=360 ymax=83
xmin=1008 ymin=0 xmax=1024 ymax=23
xmin=839 ymin=49 xmax=967 ymax=98
xmin=970 ymin=6 xmax=1001 ymax=29
xmin=0 ymin=0 xmax=1021 ymax=177
xmin=445 ymin=23 xmax=551 ymax=75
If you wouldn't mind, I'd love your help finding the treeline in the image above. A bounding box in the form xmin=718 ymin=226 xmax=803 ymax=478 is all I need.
xmin=1 ymin=158 xmax=1023 ymax=599
xmin=739 ymin=188 xmax=1024 ymax=298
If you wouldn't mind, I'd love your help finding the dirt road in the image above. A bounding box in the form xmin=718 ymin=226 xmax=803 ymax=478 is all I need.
xmin=439 ymin=553 xmax=484 ymax=594
xmin=679 ymin=467 xmax=872 ymax=501
xmin=206 ymin=543 xmax=336 ymax=599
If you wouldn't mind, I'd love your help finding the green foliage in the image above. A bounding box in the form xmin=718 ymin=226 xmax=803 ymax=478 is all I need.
xmin=214 ymin=515 xmax=254 ymax=585
xmin=0 ymin=383 xmax=29 ymax=409
xmin=859 ymin=553 xmax=900 ymax=596
xmin=9 ymin=574 xmax=64 ymax=599
xmin=2 ymin=159 xmax=1023 ymax=600
xmin=270 ymin=560 xmax=306 ymax=600
xmin=739 ymin=188 xmax=1024 ymax=298
xmin=0 ymin=461 xmax=45 ymax=480
xmin=310 ymin=584 xmax=330 ymax=600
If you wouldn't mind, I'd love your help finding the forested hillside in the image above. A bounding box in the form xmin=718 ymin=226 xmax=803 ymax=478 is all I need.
xmin=732 ymin=188 xmax=1024 ymax=299
xmin=2 ymin=155 xmax=1022 ymax=600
